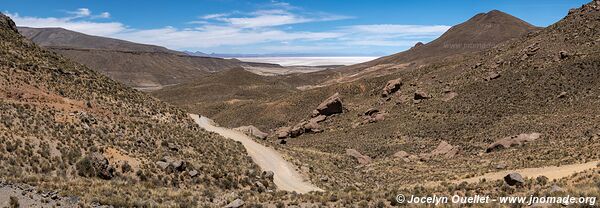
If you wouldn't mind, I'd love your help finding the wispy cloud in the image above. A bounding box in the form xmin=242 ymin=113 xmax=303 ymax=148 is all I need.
xmin=6 ymin=2 xmax=450 ymax=54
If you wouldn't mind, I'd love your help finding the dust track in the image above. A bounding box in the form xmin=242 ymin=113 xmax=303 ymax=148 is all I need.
xmin=190 ymin=114 xmax=323 ymax=194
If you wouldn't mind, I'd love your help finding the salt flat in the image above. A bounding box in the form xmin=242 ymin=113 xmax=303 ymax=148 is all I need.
xmin=237 ymin=56 xmax=379 ymax=66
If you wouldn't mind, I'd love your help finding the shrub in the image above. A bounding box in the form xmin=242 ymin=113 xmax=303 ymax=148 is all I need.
xmin=76 ymin=156 xmax=95 ymax=177
xmin=9 ymin=196 xmax=19 ymax=208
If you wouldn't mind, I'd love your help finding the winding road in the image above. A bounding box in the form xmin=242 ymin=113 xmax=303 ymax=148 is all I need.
xmin=189 ymin=114 xmax=323 ymax=194
xmin=457 ymin=160 xmax=600 ymax=184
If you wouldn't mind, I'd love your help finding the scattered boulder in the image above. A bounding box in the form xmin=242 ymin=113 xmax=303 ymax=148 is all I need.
xmin=484 ymin=72 xmax=501 ymax=81
xmin=557 ymin=91 xmax=568 ymax=98
xmin=276 ymin=127 xmax=291 ymax=139
xmin=504 ymin=173 xmax=525 ymax=186
xmin=441 ymin=91 xmax=458 ymax=102
xmin=263 ymin=171 xmax=274 ymax=180
xmin=393 ymin=151 xmax=409 ymax=158
xmin=234 ymin=125 xmax=269 ymax=140
xmin=157 ymin=156 xmax=186 ymax=172
xmin=310 ymin=115 xmax=327 ymax=123
xmin=313 ymin=93 xmax=343 ymax=117
xmin=255 ymin=181 xmax=266 ymax=192
xmin=171 ymin=159 xmax=186 ymax=171
xmin=357 ymin=108 xmax=388 ymax=125
xmin=77 ymin=152 xmax=115 ymax=180
xmin=486 ymin=133 xmax=541 ymax=153
xmin=495 ymin=163 xmax=507 ymax=170
xmin=382 ymin=78 xmax=402 ymax=97
xmin=550 ymin=185 xmax=564 ymax=193
xmin=167 ymin=142 xmax=179 ymax=152
xmin=303 ymin=121 xmax=322 ymax=133
xmin=420 ymin=141 xmax=460 ymax=160
xmin=559 ymin=51 xmax=570 ymax=59
xmin=188 ymin=170 xmax=199 ymax=177
xmin=364 ymin=108 xmax=380 ymax=116
xmin=290 ymin=122 xmax=306 ymax=138
xmin=224 ymin=199 xmax=245 ymax=208
xmin=346 ymin=149 xmax=372 ymax=165
xmin=155 ymin=161 xmax=170 ymax=170
xmin=414 ymin=90 xmax=431 ymax=100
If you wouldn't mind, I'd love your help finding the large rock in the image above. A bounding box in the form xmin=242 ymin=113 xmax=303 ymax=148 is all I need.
xmin=290 ymin=122 xmax=306 ymax=138
xmin=313 ymin=93 xmax=343 ymax=116
xmin=414 ymin=90 xmax=431 ymax=100
xmin=504 ymin=173 xmax=525 ymax=186
xmin=276 ymin=126 xmax=291 ymax=139
xmin=78 ymin=152 xmax=115 ymax=180
xmin=419 ymin=141 xmax=460 ymax=160
xmin=486 ymin=133 xmax=541 ymax=153
xmin=346 ymin=149 xmax=372 ymax=165
xmin=263 ymin=171 xmax=274 ymax=180
xmin=303 ymin=121 xmax=322 ymax=133
xmin=234 ymin=125 xmax=269 ymax=140
xmin=224 ymin=199 xmax=244 ymax=208
xmin=382 ymin=78 xmax=402 ymax=97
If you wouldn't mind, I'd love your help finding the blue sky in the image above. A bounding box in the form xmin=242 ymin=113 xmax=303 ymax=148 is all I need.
xmin=2 ymin=0 xmax=589 ymax=55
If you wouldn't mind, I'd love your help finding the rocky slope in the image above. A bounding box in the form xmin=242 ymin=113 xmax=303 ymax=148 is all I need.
xmin=0 ymin=13 xmax=271 ymax=207
xmin=18 ymin=27 xmax=247 ymax=89
xmin=329 ymin=10 xmax=540 ymax=83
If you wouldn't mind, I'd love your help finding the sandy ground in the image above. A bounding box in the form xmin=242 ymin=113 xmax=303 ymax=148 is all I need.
xmin=190 ymin=114 xmax=323 ymax=194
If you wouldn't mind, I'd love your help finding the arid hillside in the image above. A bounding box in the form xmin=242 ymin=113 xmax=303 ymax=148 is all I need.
xmin=256 ymin=0 xmax=600 ymax=193
xmin=152 ymin=10 xmax=541 ymax=131
xmin=155 ymin=2 xmax=600 ymax=205
xmin=18 ymin=27 xmax=249 ymax=90
xmin=327 ymin=10 xmax=540 ymax=83
xmin=0 ymin=13 xmax=272 ymax=207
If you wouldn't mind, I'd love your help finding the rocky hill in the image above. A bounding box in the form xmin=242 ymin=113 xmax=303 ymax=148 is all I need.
xmin=329 ymin=10 xmax=540 ymax=83
xmin=18 ymin=27 xmax=247 ymax=90
xmin=259 ymin=0 xmax=600 ymax=194
xmin=0 ymin=13 xmax=271 ymax=207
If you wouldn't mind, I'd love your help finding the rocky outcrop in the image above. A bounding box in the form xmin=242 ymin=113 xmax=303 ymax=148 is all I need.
xmin=276 ymin=127 xmax=292 ymax=139
xmin=76 ymin=152 xmax=115 ymax=180
xmin=354 ymin=108 xmax=388 ymax=127
xmin=486 ymin=133 xmax=541 ymax=152
xmin=312 ymin=93 xmax=343 ymax=117
xmin=420 ymin=141 xmax=460 ymax=160
xmin=224 ymin=199 xmax=244 ymax=208
xmin=346 ymin=149 xmax=372 ymax=165
xmin=0 ymin=13 xmax=18 ymax=33
xmin=382 ymin=78 xmax=402 ymax=97
xmin=234 ymin=125 xmax=269 ymax=139
xmin=504 ymin=173 xmax=525 ymax=186
xmin=156 ymin=156 xmax=186 ymax=172
xmin=484 ymin=72 xmax=501 ymax=81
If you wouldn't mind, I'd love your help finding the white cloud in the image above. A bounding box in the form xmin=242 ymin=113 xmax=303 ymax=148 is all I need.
xmin=5 ymin=2 xmax=448 ymax=54
xmin=201 ymin=13 xmax=229 ymax=19
xmin=95 ymin=12 xmax=111 ymax=19
xmin=69 ymin=8 xmax=91 ymax=18
xmin=7 ymin=12 xmax=125 ymax=36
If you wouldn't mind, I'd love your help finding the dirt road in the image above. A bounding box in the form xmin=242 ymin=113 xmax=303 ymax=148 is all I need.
xmin=190 ymin=114 xmax=323 ymax=194
xmin=458 ymin=160 xmax=600 ymax=184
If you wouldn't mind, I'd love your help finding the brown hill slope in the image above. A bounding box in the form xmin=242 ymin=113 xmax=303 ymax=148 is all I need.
xmin=0 ymin=13 xmax=267 ymax=206
xmin=329 ymin=10 xmax=540 ymax=83
xmin=256 ymin=1 xmax=600 ymax=192
xmin=18 ymin=27 xmax=181 ymax=53
xmin=18 ymin=27 xmax=245 ymax=89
